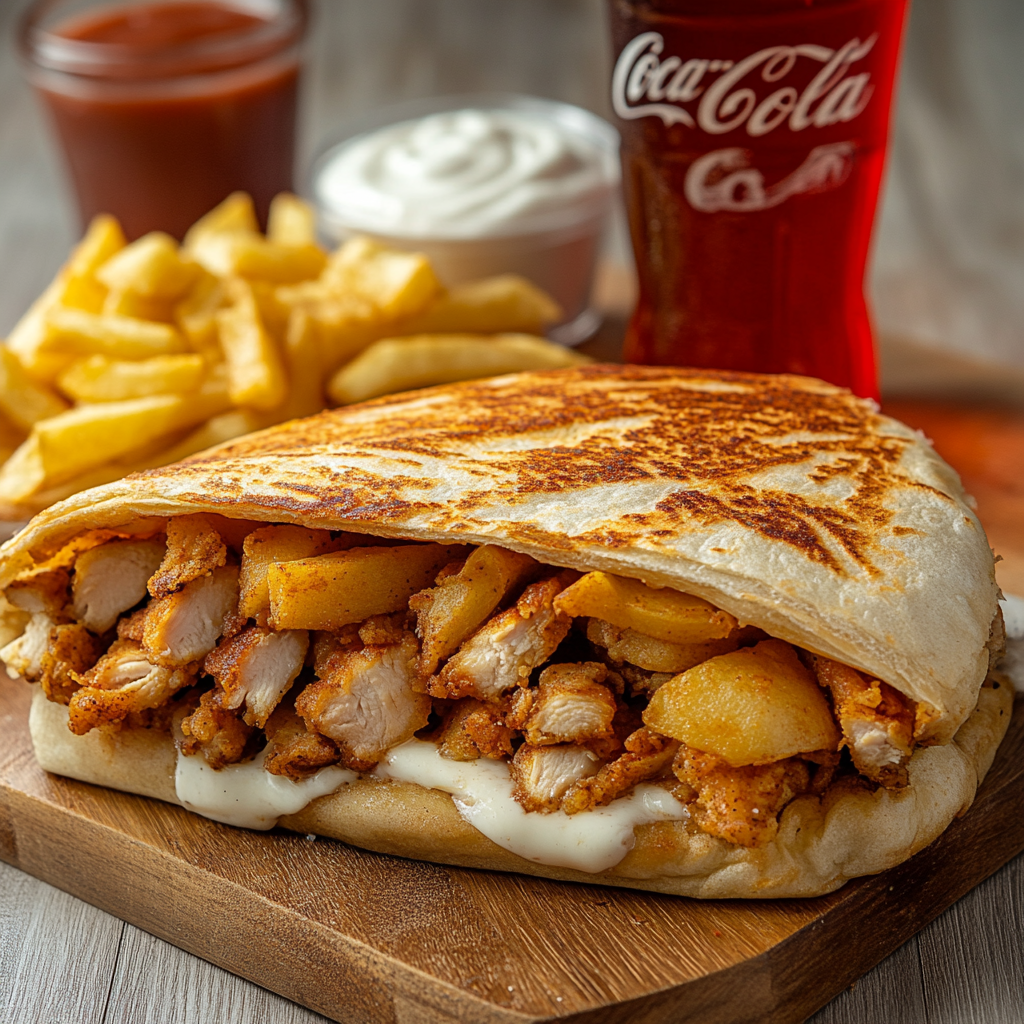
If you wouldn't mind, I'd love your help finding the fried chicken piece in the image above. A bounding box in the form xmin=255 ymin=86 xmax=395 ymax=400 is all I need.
xmin=808 ymin=654 xmax=915 ymax=789
xmin=505 ymin=686 xmax=534 ymax=730
xmin=411 ymin=546 xmax=536 ymax=677
xmin=0 ymin=612 xmax=57 ymax=681
xmin=431 ymin=575 xmax=572 ymax=702
xmin=68 ymin=639 xmax=196 ymax=735
xmin=71 ymin=539 xmax=166 ymax=633
xmin=179 ymin=688 xmax=254 ymax=768
xmin=148 ymin=514 xmax=227 ymax=599
xmin=358 ymin=613 xmax=409 ymax=647
xmin=296 ymin=629 xmax=429 ymax=770
xmin=561 ymin=727 xmax=680 ymax=814
xmin=40 ymin=623 xmax=103 ymax=704
xmin=673 ymin=744 xmax=812 ymax=848
xmin=262 ymin=703 xmax=341 ymax=780
xmin=6 ymin=567 xmax=71 ymax=618
xmin=141 ymin=565 xmax=240 ymax=667
xmin=437 ymin=698 xmax=515 ymax=761
xmin=204 ymin=626 xmax=308 ymax=728
xmin=511 ymin=744 xmax=602 ymax=813
xmin=523 ymin=662 xmax=617 ymax=747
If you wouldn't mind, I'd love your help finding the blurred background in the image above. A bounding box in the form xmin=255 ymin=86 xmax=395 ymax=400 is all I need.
xmin=1 ymin=0 xmax=1023 ymax=403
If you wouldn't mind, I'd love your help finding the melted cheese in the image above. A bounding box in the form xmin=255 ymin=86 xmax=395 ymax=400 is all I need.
xmin=175 ymin=753 xmax=355 ymax=830
xmin=375 ymin=738 xmax=687 ymax=873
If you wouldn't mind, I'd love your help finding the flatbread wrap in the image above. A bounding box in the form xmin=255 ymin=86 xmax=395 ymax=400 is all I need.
xmin=0 ymin=365 xmax=1012 ymax=898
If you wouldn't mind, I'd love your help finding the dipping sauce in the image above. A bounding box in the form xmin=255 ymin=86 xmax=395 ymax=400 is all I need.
xmin=20 ymin=0 xmax=307 ymax=239
xmin=313 ymin=97 xmax=620 ymax=342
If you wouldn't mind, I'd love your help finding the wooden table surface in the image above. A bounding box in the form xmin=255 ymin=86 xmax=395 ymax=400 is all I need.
xmin=0 ymin=2 xmax=1021 ymax=1022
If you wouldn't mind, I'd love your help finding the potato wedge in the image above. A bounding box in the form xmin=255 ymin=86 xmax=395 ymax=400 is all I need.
xmin=96 ymin=232 xmax=200 ymax=300
xmin=554 ymin=572 xmax=737 ymax=645
xmin=411 ymin=544 xmax=537 ymax=676
xmin=322 ymin=237 xmax=439 ymax=319
xmin=0 ymin=346 xmax=69 ymax=429
xmin=395 ymin=275 xmax=562 ymax=336
xmin=56 ymin=354 xmax=206 ymax=402
xmin=0 ymin=377 xmax=231 ymax=499
xmin=643 ymin=639 xmax=840 ymax=766
xmin=267 ymin=193 xmax=317 ymax=247
xmin=239 ymin=524 xmax=339 ymax=621
xmin=268 ymin=543 xmax=467 ymax=630
xmin=41 ymin=307 xmax=186 ymax=360
xmin=216 ymin=282 xmax=288 ymax=410
xmin=585 ymin=618 xmax=741 ymax=674
xmin=327 ymin=333 xmax=590 ymax=405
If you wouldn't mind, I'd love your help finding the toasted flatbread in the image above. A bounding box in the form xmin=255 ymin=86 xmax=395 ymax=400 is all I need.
xmin=2 ymin=366 xmax=1010 ymax=897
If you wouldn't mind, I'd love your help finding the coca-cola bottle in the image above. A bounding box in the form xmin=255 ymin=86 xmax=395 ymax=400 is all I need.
xmin=608 ymin=0 xmax=909 ymax=398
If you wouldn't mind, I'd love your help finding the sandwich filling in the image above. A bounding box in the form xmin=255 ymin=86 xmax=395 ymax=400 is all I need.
xmin=2 ymin=514 xmax=960 ymax=862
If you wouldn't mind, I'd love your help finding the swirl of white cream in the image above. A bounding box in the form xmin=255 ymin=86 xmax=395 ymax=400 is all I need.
xmin=317 ymin=108 xmax=616 ymax=238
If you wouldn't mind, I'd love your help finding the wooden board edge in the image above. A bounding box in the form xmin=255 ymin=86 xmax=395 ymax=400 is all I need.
xmin=0 ymin=778 xmax=544 ymax=1024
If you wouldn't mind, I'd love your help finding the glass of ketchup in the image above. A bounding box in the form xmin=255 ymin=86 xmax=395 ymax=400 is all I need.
xmin=19 ymin=0 xmax=308 ymax=240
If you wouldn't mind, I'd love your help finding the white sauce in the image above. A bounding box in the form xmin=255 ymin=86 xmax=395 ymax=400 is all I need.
xmin=315 ymin=108 xmax=617 ymax=239
xmin=174 ymin=753 xmax=355 ymax=830
xmin=375 ymin=739 xmax=687 ymax=873
xmin=999 ymin=593 xmax=1024 ymax=693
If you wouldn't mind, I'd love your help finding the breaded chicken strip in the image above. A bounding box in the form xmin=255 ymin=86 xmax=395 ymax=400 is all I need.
xmin=673 ymin=744 xmax=811 ymax=848
xmin=68 ymin=639 xmax=195 ymax=735
xmin=431 ymin=575 xmax=572 ymax=702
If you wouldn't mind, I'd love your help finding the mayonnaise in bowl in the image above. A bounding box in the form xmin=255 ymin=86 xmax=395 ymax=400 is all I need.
xmin=311 ymin=95 xmax=620 ymax=342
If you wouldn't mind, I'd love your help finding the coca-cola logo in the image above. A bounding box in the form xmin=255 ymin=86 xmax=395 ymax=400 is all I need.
xmin=685 ymin=143 xmax=855 ymax=212
xmin=612 ymin=31 xmax=877 ymax=135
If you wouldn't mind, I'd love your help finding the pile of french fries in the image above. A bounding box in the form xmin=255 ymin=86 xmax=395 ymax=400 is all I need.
xmin=0 ymin=192 xmax=588 ymax=517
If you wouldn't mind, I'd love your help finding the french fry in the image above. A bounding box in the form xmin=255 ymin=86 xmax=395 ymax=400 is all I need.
xmin=0 ymin=345 xmax=69 ymax=429
xmin=267 ymin=193 xmax=317 ymax=247
xmin=394 ymin=275 xmax=563 ymax=336
xmin=216 ymin=281 xmax=288 ymax=410
xmin=56 ymin=353 xmax=207 ymax=402
xmin=6 ymin=215 xmax=126 ymax=380
xmin=267 ymin=543 xmax=468 ymax=630
xmin=96 ymin=232 xmax=200 ymax=299
xmin=276 ymin=307 xmax=326 ymax=420
xmin=102 ymin=289 xmax=175 ymax=323
xmin=554 ymin=572 xmax=738 ymax=645
xmin=174 ymin=273 xmax=227 ymax=358
xmin=239 ymin=524 xmax=338 ymax=621
xmin=67 ymin=214 xmax=127 ymax=279
xmin=191 ymin=232 xmax=327 ymax=283
xmin=182 ymin=192 xmax=258 ymax=251
xmin=322 ymin=237 xmax=440 ymax=319
xmin=42 ymin=307 xmax=186 ymax=360
xmin=0 ymin=375 xmax=231 ymax=500
xmin=327 ymin=333 xmax=590 ymax=405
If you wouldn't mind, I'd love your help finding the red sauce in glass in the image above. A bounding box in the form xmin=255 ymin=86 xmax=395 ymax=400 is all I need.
xmin=32 ymin=1 xmax=303 ymax=239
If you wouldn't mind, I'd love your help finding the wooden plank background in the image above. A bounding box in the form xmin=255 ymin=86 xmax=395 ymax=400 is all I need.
xmin=0 ymin=1 xmax=1021 ymax=1021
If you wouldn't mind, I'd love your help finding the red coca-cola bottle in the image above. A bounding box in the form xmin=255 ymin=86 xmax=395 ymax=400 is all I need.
xmin=608 ymin=0 xmax=909 ymax=398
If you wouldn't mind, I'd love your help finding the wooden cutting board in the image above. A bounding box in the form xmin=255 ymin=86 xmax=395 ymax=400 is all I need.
xmin=0 ymin=399 xmax=1022 ymax=1024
